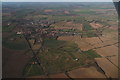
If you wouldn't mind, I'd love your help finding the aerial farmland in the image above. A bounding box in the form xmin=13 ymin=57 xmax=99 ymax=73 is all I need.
xmin=2 ymin=2 xmax=118 ymax=79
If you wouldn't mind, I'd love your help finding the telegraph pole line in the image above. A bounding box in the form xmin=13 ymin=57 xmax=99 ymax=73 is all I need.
xmin=22 ymin=27 xmax=48 ymax=76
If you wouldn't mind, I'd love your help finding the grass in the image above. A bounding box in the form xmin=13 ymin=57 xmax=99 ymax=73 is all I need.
xmin=3 ymin=34 xmax=29 ymax=50
xmin=82 ymin=33 xmax=97 ymax=38
xmin=71 ymin=9 xmax=97 ymax=15
xmin=2 ymin=25 xmax=15 ymax=32
xmin=35 ymin=39 xmax=101 ymax=74
xmin=39 ymin=39 xmax=82 ymax=73
xmin=82 ymin=31 xmax=98 ymax=38
xmin=83 ymin=21 xmax=93 ymax=31
xmin=82 ymin=50 xmax=101 ymax=59
xmin=23 ymin=58 xmax=44 ymax=77
xmin=23 ymin=64 xmax=44 ymax=77
xmin=44 ymin=39 xmax=65 ymax=49
xmin=59 ymin=29 xmax=80 ymax=33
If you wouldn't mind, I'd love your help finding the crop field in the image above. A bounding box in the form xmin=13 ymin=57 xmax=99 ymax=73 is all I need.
xmin=67 ymin=66 xmax=106 ymax=78
xmin=23 ymin=58 xmax=44 ymax=77
xmin=95 ymin=58 xmax=118 ymax=78
xmin=107 ymin=56 xmax=118 ymax=67
xmin=58 ymin=36 xmax=94 ymax=51
xmin=94 ymin=45 xmax=118 ymax=57
xmin=2 ymin=2 xmax=119 ymax=79
xmin=50 ymin=21 xmax=83 ymax=31
xmin=35 ymin=39 xmax=100 ymax=75
xmin=3 ymin=34 xmax=29 ymax=50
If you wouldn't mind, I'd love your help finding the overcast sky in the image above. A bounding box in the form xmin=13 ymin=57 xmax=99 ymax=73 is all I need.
xmin=1 ymin=0 xmax=113 ymax=2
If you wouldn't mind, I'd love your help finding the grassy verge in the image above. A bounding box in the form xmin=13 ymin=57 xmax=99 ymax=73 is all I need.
xmin=23 ymin=58 xmax=44 ymax=77
xmin=82 ymin=50 xmax=101 ymax=59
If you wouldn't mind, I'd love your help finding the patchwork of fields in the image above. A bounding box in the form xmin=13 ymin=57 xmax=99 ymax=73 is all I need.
xmin=2 ymin=2 xmax=118 ymax=79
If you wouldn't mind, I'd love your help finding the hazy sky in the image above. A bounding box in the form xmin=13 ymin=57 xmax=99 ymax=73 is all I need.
xmin=1 ymin=0 xmax=113 ymax=2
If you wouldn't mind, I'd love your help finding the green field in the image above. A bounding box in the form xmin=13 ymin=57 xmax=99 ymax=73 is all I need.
xmin=22 ymin=39 xmax=100 ymax=75
xmin=23 ymin=58 xmax=44 ymax=76
xmin=3 ymin=34 xmax=29 ymax=50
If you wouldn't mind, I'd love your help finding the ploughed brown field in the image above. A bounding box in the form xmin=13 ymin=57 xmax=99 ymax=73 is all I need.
xmin=2 ymin=47 xmax=31 ymax=78
xmin=95 ymin=58 xmax=118 ymax=78
xmin=94 ymin=45 xmax=118 ymax=57
xmin=67 ymin=66 xmax=106 ymax=78
xmin=107 ymin=56 xmax=118 ymax=68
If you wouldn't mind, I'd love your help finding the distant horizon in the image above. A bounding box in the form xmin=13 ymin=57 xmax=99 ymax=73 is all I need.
xmin=1 ymin=1 xmax=112 ymax=3
xmin=1 ymin=0 xmax=113 ymax=2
